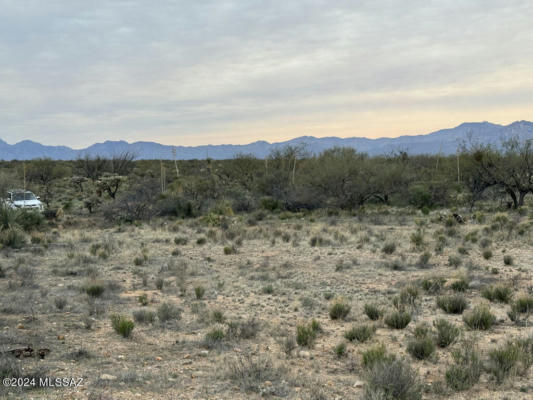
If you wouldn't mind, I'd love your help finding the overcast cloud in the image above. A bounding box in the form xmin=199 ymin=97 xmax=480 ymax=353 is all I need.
xmin=1 ymin=0 xmax=533 ymax=147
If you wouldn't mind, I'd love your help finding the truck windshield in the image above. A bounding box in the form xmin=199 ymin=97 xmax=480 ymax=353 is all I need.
xmin=12 ymin=192 xmax=36 ymax=201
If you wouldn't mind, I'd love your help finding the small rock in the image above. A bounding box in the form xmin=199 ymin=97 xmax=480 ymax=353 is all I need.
xmin=99 ymin=374 xmax=117 ymax=381
xmin=17 ymin=324 xmax=24 ymax=330
xmin=183 ymin=354 xmax=191 ymax=359
xmin=57 ymin=335 xmax=65 ymax=340
xmin=264 ymin=380 xmax=272 ymax=386
xmin=354 ymin=381 xmax=364 ymax=388
xmin=299 ymin=350 xmax=310 ymax=359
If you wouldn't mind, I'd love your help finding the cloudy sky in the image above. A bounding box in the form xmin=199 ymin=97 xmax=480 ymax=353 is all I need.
xmin=1 ymin=1 xmax=533 ymax=148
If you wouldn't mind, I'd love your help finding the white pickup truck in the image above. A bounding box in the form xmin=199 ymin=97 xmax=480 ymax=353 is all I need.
xmin=5 ymin=190 xmax=44 ymax=212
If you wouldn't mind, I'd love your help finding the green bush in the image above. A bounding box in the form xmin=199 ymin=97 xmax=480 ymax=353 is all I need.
xmin=450 ymin=277 xmax=469 ymax=292
xmin=446 ymin=340 xmax=482 ymax=391
xmin=436 ymin=294 xmax=468 ymax=314
xmin=224 ymin=245 xmax=237 ymax=255
xmin=174 ymin=236 xmax=188 ymax=245
xmin=384 ymin=311 xmax=411 ymax=329
xmin=487 ymin=341 xmax=521 ymax=384
xmin=407 ymin=336 xmax=435 ymax=360
xmin=482 ymin=249 xmax=493 ymax=260
xmin=194 ymin=285 xmax=206 ymax=299
xmin=364 ymin=303 xmax=383 ymax=320
xmin=382 ymin=242 xmax=396 ymax=254
xmin=511 ymin=295 xmax=533 ymax=314
xmin=110 ymin=314 xmax=135 ymax=338
xmin=364 ymin=359 xmax=422 ymax=400
xmin=463 ymin=305 xmax=496 ymax=330
xmin=503 ymin=255 xmax=514 ymax=265
xmin=335 ymin=342 xmax=347 ymax=358
xmin=421 ymin=276 xmax=446 ymax=294
xmin=448 ymin=255 xmax=462 ymax=268
xmin=344 ymin=324 xmax=375 ymax=343
xmin=481 ymin=284 xmax=512 ymax=303
xmin=433 ymin=319 xmax=460 ymax=348
xmin=296 ymin=323 xmax=316 ymax=347
xmin=157 ymin=302 xmax=181 ymax=322
xmin=133 ymin=309 xmax=156 ymax=324
xmin=84 ymin=281 xmax=105 ymax=298
xmin=329 ymin=299 xmax=351 ymax=320
xmin=0 ymin=227 xmax=26 ymax=248
xmin=361 ymin=344 xmax=395 ymax=370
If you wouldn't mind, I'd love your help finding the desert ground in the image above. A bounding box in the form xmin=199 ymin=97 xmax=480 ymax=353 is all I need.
xmin=0 ymin=207 xmax=532 ymax=400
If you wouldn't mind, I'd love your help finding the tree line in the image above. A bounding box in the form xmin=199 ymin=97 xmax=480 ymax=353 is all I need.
xmin=1 ymin=137 xmax=532 ymax=222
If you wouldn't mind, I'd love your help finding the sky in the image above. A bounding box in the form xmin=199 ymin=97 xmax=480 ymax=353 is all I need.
xmin=1 ymin=0 xmax=533 ymax=148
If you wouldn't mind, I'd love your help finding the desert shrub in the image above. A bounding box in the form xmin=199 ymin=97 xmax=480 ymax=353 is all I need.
xmin=382 ymin=242 xmax=396 ymax=254
xmin=384 ymin=311 xmax=411 ymax=329
xmin=361 ymin=344 xmax=396 ymax=370
xmin=410 ymin=231 xmax=425 ymax=249
xmin=329 ymin=299 xmax=351 ymax=320
xmin=137 ymin=293 xmax=148 ymax=306
xmin=226 ymin=353 xmax=285 ymax=394
xmin=335 ymin=342 xmax=347 ymax=358
xmin=487 ymin=337 xmax=533 ymax=383
xmin=224 ymin=245 xmax=237 ymax=255
xmin=364 ymin=303 xmax=383 ymax=320
xmin=393 ymin=286 xmax=419 ymax=310
xmin=511 ymin=295 xmax=533 ymax=314
xmin=503 ymin=255 xmax=514 ymax=265
xmin=436 ymin=294 xmax=468 ymax=314
xmin=0 ymin=226 xmax=26 ymax=248
xmin=481 ymin=284 xmax=512 ymax=303
xmin=54 ymin=297 xmax=67 ymax=310
xmin=323 ymin=291 xmax=334 ymax=300
xmin=448 ymin=255 xmax=462 ymax=268
xmin=157 ymin=302 xmax=181 ymax=322
xmin=433 ymin=319 xmax=460 ymax=348
xmin=363 ymin=359 xmax=422 ymax=400
xmin=420 ymin=276 xmax=446 ymax=294
xmin=479 ymin=237 xmax=491 ymax=248
xmin=446 ymin=340 xmax=482 ymax=391
xmin=296 ymin=320 xmax=321 ymax=347
xmin=487 ymin=341 xmax=521 ymax=383
xmin=205 ymin=327 xmax=225 ymax=343
xmin=110 ymin=314 xmax=134 ymax=338
xmin=174 ymin=236 xmax=188 ymax=245
xmin=84 ymin=281 xmax=105 ymax=298
xmin=102 ymin=178 xmax=158 ymax=222
xmin=196 ymin=237 xmax=207 ymax=245
xmin=226 ymin=317 xmax=260 ymax=340
xmin=344 ymin=324 xmax=375 ymax=343
xmin=0 ymin=353 xmax=22 ymax=379
xmin=211 ymin=309 xmax=225 ymax=323
xmin=262 ymin=284 xmax=274 ymax=294
xmin=450 ymin=277 xmax=469 ymax=292
xmin=407 ymin=336 xmax=435 ymax=360
xmin=482 ymin=249 xmax=493 ymax=260
xmin=194 ymin=285 xmax=205 ymax=299
xmin=16 ymin=210 xmax=44 ymax=232
xmin=416 ymin=251 xmax=432 ymax=268
xmin=463 ymin=305 xmax=496 ymax=330
xmin=383 ymin=258 xmax=405 ymax=271
xmin=133 ymin=309 xmax=156 ymax=324
xmin=133 ymin=256 xmax=144 ymax=266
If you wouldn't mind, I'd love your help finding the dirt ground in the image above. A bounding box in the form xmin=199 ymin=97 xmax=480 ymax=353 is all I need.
xmin=0 ymin=207 xmax=532 ymax=399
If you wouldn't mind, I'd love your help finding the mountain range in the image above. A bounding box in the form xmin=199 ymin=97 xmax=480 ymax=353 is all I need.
xmin=1 ymin=120 xmax=533 ymax=160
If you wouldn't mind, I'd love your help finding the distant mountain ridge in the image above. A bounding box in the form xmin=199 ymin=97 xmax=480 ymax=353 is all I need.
xmin=1 ymin=120 xmax=533 ymax=160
